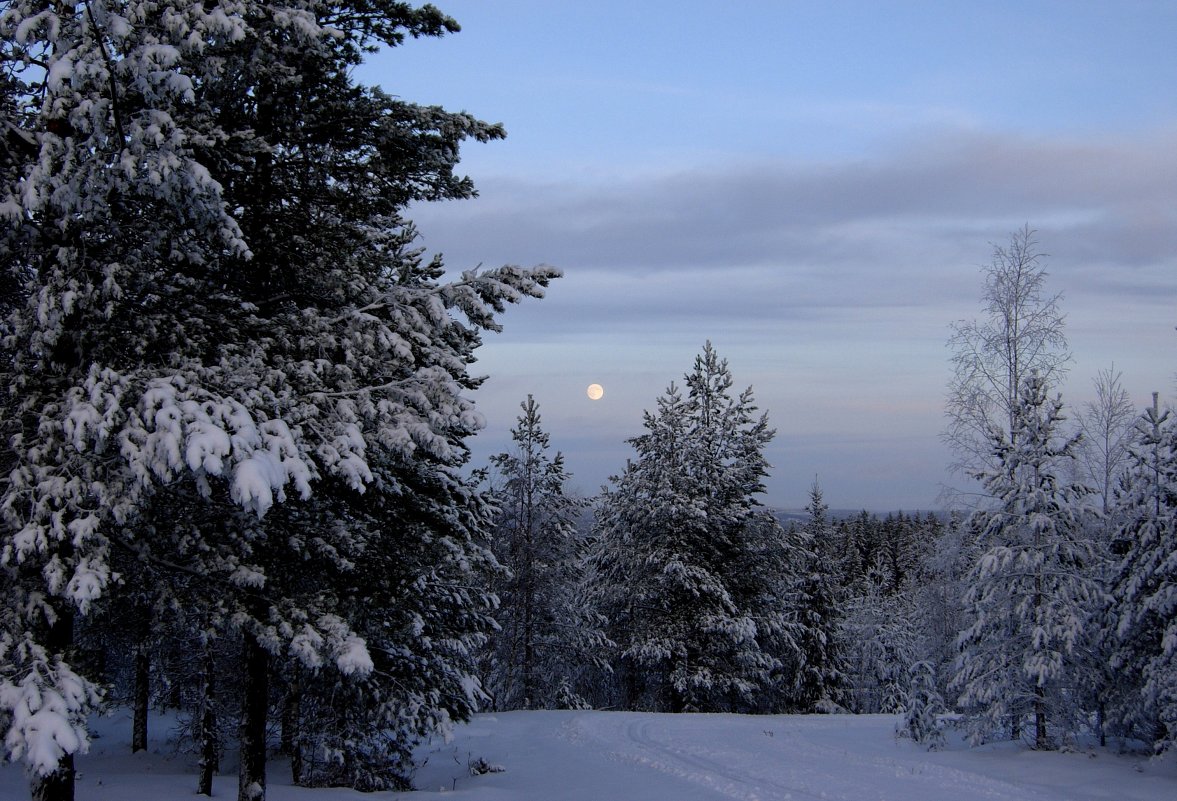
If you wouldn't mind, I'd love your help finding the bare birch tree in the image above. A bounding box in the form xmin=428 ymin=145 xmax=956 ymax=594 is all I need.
xmin=945 ymin=226 xmax=1071 ymax=491
xmin=1074 ymin=366 xmax=1136 ymax=519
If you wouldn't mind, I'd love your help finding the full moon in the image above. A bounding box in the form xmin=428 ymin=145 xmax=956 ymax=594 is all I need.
xmin=586 ymin=383 xmax=604 ymax=401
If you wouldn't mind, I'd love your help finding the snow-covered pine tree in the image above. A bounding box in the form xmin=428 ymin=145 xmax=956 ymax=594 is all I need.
xmin=915 ymin=510 xmax=977 ymax=701
xmin=952 ymin=373 xmax=1101 ymax=749
xmin=790 ymin=481 xmax=849 ymax=712
xmin=271 ymin=434 xmax=503 ymax=790
xmin=837 ymin=510 xmax=885 ymax=592
xmin=1109 ymin=393 xmax=1177 ymax=753
xmin=590 ymin=343 xmax=790 ymax=712
xmin=837 ymin=512 xmax=939 ymax=714
xmin=0 ymin=4 xmax=556 ymax=799
xmin=840 ymin=562 xmax=920 ymax=713
xmin=481 ymin=395 xmax=608 ymax=710
xmin=901 ymin=660 xmax=947 ymax=749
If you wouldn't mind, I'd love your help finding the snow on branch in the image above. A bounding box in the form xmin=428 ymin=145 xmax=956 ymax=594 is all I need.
xmin=0 ymin=654 xmax=101 ymax=777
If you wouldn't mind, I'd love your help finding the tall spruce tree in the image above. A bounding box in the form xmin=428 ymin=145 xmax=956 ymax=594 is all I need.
xmin=590 ymin=343 xmax=791 ymax=712
xmin=1110 ymin=394 xmax=1177 ymax=752
xmin=952 ymin=373 xmax=1100 ymax=749
xmin=481 ymin=395 xmax=607 ymax=710
xmin=0 ymin=4 xmax=556 ymax=799
xmin=790 ymin=481 xmax=849 ymax=711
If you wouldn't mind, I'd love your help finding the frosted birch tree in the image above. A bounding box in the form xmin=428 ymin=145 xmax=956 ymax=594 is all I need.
xmin=946 ymin=226 xmax=1070 ymax=491
xmin=1074 ymin=367 xmax=1137 ymax=521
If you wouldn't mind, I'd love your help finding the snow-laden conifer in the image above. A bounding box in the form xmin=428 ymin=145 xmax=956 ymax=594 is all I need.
xmin=840 ymin=567 xmax=919 ymax=713
xmin=900 ymin=660 xmax=947 ymax=749
xmin=1109 ymin=394 xmax=1177 ymax=753
xmin=481 ymin=395 xmax=609 ymax=710
xmin=590 ymin=343 xmax=793 ymax=712
xmin=952 ymin=373 xmax=1100 ymax=749
xmin=789 ymin=481 xmax=849 ymax=711
xmin=0 ymin=3 xmax=556 ymax=797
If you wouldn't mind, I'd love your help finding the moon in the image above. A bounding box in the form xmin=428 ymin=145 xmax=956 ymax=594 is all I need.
xmin=586 ymin=383 xmax=604 ymax=401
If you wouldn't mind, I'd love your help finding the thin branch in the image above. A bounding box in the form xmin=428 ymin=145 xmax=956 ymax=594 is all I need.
xmin=83 ymin=0 xmax=126 ymax=145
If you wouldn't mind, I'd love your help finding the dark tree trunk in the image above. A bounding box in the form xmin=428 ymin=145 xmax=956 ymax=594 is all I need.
xmin=31 ymin=607 xmax=76 ymax=801
xmin=666 ymin=666 xmax=687 ymax=714
xmin=198 ymin=644 xmax=219 ymax=797
xmin=622 ymin=654 xmax=640 ymax=711
xmin=31 ymin=755 xmax=74 ymax=801
xmin=238 ymin=632 xmax=269 ymax=801
xmin=131 ymin=616 xmax=150 ymax=752
xmin=1034 ymin=685 xmax=1048 ymax=750
xmin=522 ymin=594 xmax=534 ymax=708
xmin=281 ymin=676 xmax=302 ymax=785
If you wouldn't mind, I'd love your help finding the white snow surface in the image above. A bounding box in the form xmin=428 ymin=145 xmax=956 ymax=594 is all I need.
xmin=1 ymin=709 xmax=1174 ymax=800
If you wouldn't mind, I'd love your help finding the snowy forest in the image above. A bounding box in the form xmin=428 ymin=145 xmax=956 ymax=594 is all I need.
xmin=0 ymin=3 xmax=1175 ymax=801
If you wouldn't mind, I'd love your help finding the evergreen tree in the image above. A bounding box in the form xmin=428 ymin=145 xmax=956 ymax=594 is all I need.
xmin=0 ymin=4 xmax=556 ymax=799
xmin=901 ymin=660 xmax=947 ymax=749
xmin=917 ymin=511 xmax=977 ymax=702
xmin=790 ymin=481 xmax=849 ymax=711
xmin=590 ymin=343 xmax=791 ymax=712
xmin=1109 ymin=394 xmax=1177 ymax=752
xmin=838 ymin=511 xmax=941 ymax=713
xmin=952 ymin=373 xmax=1100 ymax=749
xmin=481 ymin=395 xmax=607 ymax=710
xmin=840 ymin=563 xmax=919 ymax=713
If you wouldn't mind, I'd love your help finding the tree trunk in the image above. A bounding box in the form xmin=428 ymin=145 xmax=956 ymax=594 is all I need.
xmin=198 ymin=644 xmax=219 ymax=797
xmin=522 ymin=592 xmax=534 ymax=708
xmin=1034 ymin=685 xmax=1047 ymax=750
xmin=281 ymin=676 xmax=302 ymax=785
xmin=238 ymin=632 xmax=269 ymax=801
xmin=622 ymin=658 xmax=639 ymax=711
xmin=667 ymin=663 xmax=687 ymax=714
xmin=132 ymin=645 xmax=150 ymax=753
xmin=31 ymin=606 xmax=76 ymax=801
xmin=31 ymin=756 xmax=74 ymax=801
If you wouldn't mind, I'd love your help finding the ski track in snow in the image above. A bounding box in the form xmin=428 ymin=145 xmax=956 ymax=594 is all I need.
xmin=616 ymin=716 xmax=822 ymax=800
xmin=562 ymin=713 xmax=1072 ymax=801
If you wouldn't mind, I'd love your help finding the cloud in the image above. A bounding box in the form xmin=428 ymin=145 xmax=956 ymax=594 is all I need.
xmin=413 ymin=124 xmax=1177 ymax=361
xmin=420 ymin=125 xmax=1177 ymax=277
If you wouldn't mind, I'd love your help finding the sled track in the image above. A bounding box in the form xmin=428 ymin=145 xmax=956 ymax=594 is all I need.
xmin=619 ymin=717 xmax=830 ymax=801
xmin=566 ymin=714 xmax=1061 ymax=801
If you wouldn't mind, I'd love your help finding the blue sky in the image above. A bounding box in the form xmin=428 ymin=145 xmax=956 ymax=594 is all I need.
xmin=361 ymin=1 xmax=1177 ymax=510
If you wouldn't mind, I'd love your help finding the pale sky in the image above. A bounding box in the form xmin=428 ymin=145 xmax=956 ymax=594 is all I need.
xmin=362 ymin=1 xmax=1177 ymax=510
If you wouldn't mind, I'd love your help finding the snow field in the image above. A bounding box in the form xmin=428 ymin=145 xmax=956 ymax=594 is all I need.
xmin=412 ymin=711 xmax=1175 ymax=801
xmin=1 ymin=709 xmax=1174 ymax=801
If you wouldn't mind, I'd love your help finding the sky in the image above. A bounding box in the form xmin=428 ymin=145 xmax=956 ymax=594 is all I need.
xmin=360 ymin=1 xmax=1177 ymax=511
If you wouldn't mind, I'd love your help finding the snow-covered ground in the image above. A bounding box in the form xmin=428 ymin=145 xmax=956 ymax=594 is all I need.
xmin=2 ymin=709 xmax=1175 ymax=800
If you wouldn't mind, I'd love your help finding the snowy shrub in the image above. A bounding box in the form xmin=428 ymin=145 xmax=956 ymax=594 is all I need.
xmin=900 ymin=661 xmax=947 ymax=749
